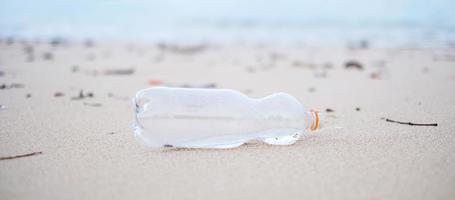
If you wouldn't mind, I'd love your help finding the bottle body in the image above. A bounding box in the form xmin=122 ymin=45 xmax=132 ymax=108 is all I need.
xmin=133 ymin=87 xmax=319 ymax=148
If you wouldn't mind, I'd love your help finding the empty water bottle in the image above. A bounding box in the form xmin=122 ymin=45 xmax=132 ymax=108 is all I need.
xmin=133 ymin=87 xmax=323 ymax=148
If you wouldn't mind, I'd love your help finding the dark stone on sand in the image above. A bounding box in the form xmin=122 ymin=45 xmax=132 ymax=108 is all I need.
xmin=355 ymin=107 xmax=361 ymax=111
xmin=71 ymin=65 xmax=79 ymax=73
xmin=54 ymin=92 xmax=64 ymax=97
xmin=26 ymin=55 xmax=35 ymax=62
xmin=26 ymin=93 xmax=31 ymax=98
xmin=43 ymin=52 xmax=53 ymax=60
xmin=370 ymin=72 xmax=381 ymax=79
xmin=23 ymin=45 xmax=34 ymax=54
xmin=325 ymin=108 xmax=334 ymax=112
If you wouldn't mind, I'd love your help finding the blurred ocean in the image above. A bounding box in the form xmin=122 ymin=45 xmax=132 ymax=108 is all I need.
xmin=1 ymin=0 xmax=455 ymax=47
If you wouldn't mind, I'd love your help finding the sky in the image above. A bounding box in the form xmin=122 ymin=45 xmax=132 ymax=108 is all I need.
xmin=1 ymin=0 xmax=454 ymax=45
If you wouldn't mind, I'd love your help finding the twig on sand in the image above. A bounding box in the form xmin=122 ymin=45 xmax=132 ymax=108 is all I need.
xmin=0 ymin=152 xmax=42 ymax=161
xmin=382 ymin=118 xmax=438 ymax=126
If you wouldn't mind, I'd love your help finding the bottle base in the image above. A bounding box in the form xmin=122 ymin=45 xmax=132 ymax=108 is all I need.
xmin=135 ymin=127 xmax=303 ymax=149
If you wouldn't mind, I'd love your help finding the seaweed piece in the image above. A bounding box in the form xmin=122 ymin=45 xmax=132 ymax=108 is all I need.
xmin=344 ymin=60 xmax=363 ymax=70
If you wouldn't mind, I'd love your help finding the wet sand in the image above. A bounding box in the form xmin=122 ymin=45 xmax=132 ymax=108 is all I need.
xmin=0 ymin=39 xmax=455 ymax=199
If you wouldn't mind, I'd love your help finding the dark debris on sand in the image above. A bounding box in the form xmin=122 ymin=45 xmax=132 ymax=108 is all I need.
xmin=381 ymin=117 xmax=438 ymax=126
xmin=104 ymin=68 xmax=135 ymax=75
xmin=42 ymin=52 xmax=53 ymax=60
xmin=54 ymin=92 xmax=64 ymax=97
xmin=0 ymin=83 xmax=25 ymax=90
xmin=0 ymin=151 xmax=42 ymax=161
xmin=22 ymin=42 xmax=35 ymax=62
xmin=71 ymin=65 xmax=79 ymax=73
xmin=344 ymin=60 xmax=363 ymax=70
xmin=71 ymin=90 xmax=94 ymax=100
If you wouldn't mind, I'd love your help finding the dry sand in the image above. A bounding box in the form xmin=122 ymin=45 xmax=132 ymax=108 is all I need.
xmin=0 ymin=39 xmax=455 ymax=199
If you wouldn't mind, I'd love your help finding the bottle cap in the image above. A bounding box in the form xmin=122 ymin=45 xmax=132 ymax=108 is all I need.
xmin=310 ymin=111 xmax=324 ymax=131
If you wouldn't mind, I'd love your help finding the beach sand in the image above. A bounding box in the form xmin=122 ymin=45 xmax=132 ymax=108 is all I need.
xmin=0 ymin=39 xmax=454 ymax=199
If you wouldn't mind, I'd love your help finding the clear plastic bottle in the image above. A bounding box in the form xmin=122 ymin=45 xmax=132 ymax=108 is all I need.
xmin=133 ymin=87 xmax=323 ymax=148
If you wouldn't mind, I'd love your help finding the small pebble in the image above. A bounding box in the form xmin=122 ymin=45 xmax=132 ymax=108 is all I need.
xmin=54 ymin=92 xmax=64 ymax=97
xmin=71 ymin=65 xmax=79 ymax=73
xmin=43 ymin=52 xmax=53 ymax=60
xmin=370 ymin=72 xmax=381 ymax=79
